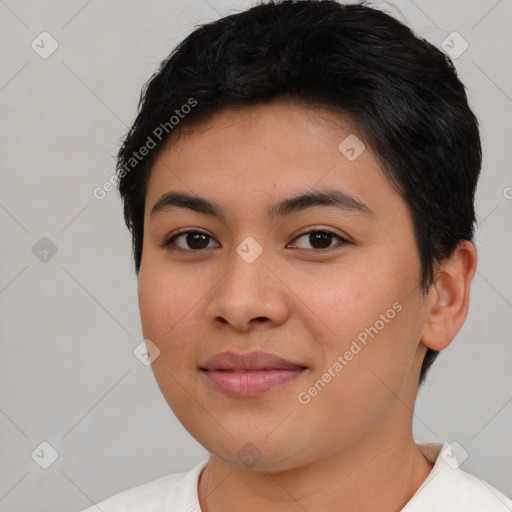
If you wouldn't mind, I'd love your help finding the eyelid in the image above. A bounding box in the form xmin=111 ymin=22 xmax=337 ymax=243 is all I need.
xmin=162 ymin=226 xmax=351 ymax=251
xmin=288 ymin=227 xmax=350 ymax=249
xmin=291 ymin=225 xmax=350 ymax=241
xmin=162 ymin=228 xmax=219 ymax=249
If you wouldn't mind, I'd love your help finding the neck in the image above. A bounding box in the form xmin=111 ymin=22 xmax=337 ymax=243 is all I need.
xmin=198 ymin=430 xmax=433 ymax=512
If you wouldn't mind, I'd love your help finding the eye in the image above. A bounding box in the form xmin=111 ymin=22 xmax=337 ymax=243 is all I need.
xmin=163 ymin=228 xmax=348 ymax=252
xmin=289 ymin=229 xmax=349 ymax=250
xmin=164 ymin=230 xmax=219 ymax=251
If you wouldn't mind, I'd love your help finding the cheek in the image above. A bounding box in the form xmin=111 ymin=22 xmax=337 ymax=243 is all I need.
xmin=138 ymin=261 xmax=202 ymax=347
xmin=138 ymin=265 xmax=199 ymax=366
xmin=296 ymin=257 xmax=422 ymax=395
xmin=137 ymin=263 xmax=205 ymax=411
xmin=295 ymin=262 xmax=401 ymax=347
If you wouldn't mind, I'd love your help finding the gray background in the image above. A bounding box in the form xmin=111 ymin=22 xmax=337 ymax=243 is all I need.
xmin=0 ymin=0 xmax=511 ymax=510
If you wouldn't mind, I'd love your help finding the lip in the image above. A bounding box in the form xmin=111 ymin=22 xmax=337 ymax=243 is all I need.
xmin=200 ymin=351 xmax=307 ymax=398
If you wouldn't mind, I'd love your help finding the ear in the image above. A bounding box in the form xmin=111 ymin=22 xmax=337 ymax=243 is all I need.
xmin=421 ymin=241 xmax=478 ymax=351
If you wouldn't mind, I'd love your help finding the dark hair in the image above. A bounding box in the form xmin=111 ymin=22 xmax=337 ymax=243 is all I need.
xmin=117 ymin=0 xmax=481 ymax=386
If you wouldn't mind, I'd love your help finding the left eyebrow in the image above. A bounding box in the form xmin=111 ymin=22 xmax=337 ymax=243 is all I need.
xmin=150 ymin=188 xmax=374 ymax=220
xmin=267 ymin=188 xmax=374 ymax=219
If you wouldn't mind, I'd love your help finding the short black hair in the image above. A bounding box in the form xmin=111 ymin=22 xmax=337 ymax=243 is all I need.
xmin=117 ymin=0 xmax=481 ymax=386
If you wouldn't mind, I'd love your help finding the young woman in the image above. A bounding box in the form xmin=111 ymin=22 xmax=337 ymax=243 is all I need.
xmin=81 ymin=1 xmax=511 ymax=510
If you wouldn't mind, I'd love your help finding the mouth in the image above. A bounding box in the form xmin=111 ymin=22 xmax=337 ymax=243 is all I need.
xmin=200 ymin=351 xmax=308 ymax=398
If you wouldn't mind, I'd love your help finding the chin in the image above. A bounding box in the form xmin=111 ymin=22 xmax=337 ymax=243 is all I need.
xmin=192 ymin=426 xmax=315 ymax=473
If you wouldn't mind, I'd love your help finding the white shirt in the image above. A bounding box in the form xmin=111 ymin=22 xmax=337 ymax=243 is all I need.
xmin=80 ymin=442 xmax=512 ymax=511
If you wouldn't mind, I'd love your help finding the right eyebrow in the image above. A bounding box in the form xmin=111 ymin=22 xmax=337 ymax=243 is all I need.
xmin=150 ymin=191 xmax=226 ymax=220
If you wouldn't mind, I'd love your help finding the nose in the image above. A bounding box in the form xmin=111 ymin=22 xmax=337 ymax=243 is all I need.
xmin=206 ymin=248 xmax=291 ymax=332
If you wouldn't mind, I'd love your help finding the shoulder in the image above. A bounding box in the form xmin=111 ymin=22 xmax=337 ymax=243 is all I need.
xmin=78 ymin=459 xmax=207 ymax=512
xmin=405 ymin=442 xmax=512 ymax=512
xmin=443 ymin=468 xmax=512 ymax=511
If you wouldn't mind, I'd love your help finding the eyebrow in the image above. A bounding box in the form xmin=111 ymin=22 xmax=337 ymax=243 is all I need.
xmin=150 ymin=188 xmax=374 ymax=220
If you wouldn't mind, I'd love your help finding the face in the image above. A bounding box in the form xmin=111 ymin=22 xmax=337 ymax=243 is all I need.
xmin=138 ymin=101 xmax=430 ymax=471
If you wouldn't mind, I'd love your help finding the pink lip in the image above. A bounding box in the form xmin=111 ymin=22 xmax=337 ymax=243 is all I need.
xmin=200 ymin=351 xmax=307 ymax=398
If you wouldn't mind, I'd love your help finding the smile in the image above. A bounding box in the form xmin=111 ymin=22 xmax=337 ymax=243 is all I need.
xmin=200 ymin=351 xmax=307 ymax=398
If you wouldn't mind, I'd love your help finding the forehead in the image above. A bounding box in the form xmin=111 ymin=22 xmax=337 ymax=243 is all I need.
xmin=144 ymin=101 xmax=401 ymax=221
xmin=170 ymin=100 xmax=364 ymax=159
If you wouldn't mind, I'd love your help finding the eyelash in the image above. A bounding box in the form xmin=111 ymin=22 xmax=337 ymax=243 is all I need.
xmin=162 ymin=228 xmax=350 ymax=252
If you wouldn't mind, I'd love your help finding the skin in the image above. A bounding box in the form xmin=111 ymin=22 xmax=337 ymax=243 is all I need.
xmin=138 ymin=100 xmax=477 ymax=512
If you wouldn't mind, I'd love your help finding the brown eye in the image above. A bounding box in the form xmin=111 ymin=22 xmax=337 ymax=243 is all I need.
xmin=308 ymin=232 xmax=332 ymax=249
xmin=165 ymin=231 xmax=219 ymax=250
xmin=290 ymin=230 xmax=348 ymax=250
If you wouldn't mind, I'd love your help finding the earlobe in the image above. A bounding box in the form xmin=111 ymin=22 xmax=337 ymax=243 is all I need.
xmin=421 ymin=241 xmax=478 ymax=351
